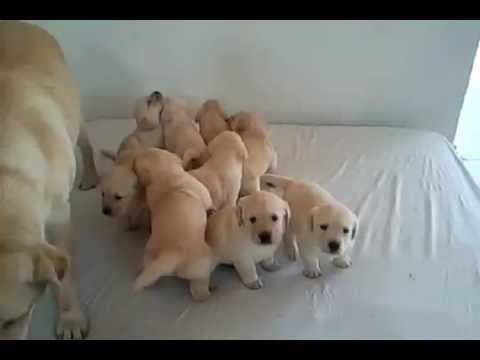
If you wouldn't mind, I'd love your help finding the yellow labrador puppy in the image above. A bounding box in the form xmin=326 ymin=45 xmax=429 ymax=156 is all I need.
xmin=133 ymin=148 xmax=214 ymax=301
xmin=227 ymin=112 xmax=277 ymax=196
xmin=0 ymin=21 xmax=99 ymax=340
xmin=161 ymin=97 xmax=208 ymax=170
xmin=260 ymin=174 xmax=359 ymax=279
xmin=195 ymin=99 xmax=229 ymax=144
xmin=189 ymin=131 xmax=248 ymax=210
xmin=100 ymin=136 xmax=149 ymax=231
xmin=133 ymin=91 xmax=164 ymax=132
xmin=100 ymin=90 xmax=166 ymax=162
xmin=207 ymin=191 xmax=290 ymax=290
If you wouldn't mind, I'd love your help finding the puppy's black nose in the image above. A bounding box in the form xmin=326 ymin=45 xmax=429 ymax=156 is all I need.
xmin=328 ymin=241 xmax=340 ymax=253
xmin=258 ymin=232 xmax=272 ymax=245
xmin=103 ymin=207 xmax=112 ymax=216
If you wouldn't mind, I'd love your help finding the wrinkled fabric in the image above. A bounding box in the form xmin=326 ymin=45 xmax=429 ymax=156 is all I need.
xmin=29 ymin=121 xmax=480 ymax=339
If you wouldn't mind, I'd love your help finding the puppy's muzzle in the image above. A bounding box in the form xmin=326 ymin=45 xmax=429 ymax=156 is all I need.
xmin=258 ymin=231 xmax=272 ymax=245
xmin=103 ymin=207 xmax=112 ymax=216
xmin=328 ymin=241 xmax=340 ymax=253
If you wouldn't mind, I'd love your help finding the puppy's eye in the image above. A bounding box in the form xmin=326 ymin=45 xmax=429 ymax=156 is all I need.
xmin=343 ymin=228 xmax=349 ymax=234
xmin=2 ymin=319 xmax=16 ymax=331
xmin=114 ymin=195 xmax=124 ymax=200
xmin=249 ymin=217 xmax=256 ymax=224
xmin=271 ymin=215 xmax=278 ymax=222
xmin=101 ymin=192 xmax=105 ymax=197
xmin=320 ymin=224 xmax=328 ymax=231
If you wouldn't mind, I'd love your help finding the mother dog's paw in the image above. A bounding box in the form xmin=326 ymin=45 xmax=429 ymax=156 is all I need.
xmin=56 ymin=309 xmax=89 ymax=340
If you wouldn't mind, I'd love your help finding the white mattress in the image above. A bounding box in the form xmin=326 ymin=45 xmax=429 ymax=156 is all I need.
xmin=29 ymin=121 xmax=480 ymax=339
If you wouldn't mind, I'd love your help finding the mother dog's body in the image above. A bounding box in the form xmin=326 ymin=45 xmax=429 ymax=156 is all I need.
xmin=0 ymin=21 xmax=98 ymax=340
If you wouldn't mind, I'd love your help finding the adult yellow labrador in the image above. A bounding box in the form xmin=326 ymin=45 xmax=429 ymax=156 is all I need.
xmin=0 ymin=21 xmax=99 ymax=340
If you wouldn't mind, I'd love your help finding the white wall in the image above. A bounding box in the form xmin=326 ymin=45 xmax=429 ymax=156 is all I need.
xmin=454 ymin=42 xmax=480 ymax=159
xmin=28 ymin=20 xmax=480 ymax=140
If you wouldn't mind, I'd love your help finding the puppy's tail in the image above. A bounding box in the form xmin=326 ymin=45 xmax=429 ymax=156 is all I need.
xmin=134 ymin=252 xmax=179 ymax=292
xmin=260 ymin=174 xmax=294 ymax=193
xmin=100 ymin=148 xmax=117 ymax=161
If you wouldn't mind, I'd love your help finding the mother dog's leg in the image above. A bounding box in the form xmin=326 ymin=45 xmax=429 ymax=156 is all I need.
xmin=48 ymin=200 xmax=88 ymax=340
xmin=77 ymin=122 xmax=99 ymax=191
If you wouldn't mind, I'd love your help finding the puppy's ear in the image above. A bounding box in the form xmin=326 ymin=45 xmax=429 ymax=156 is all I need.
xmin=309 ymin=206 xmax=322 ymax=233
xmin=283 ymin=202 xmax=291 ymax=235
xmin=225 ymin=116 xmax=234 ymax=130
xmin=31 ymin=244 xmax=69 ymax=288
xmin=133 ymin=154 xmax=152 ymax=186
xmin=100 ymin=149 xmax=117 ymax=162
xmin=236 ymin=205 xmax=244 ymax=227
xmin=240 ymin=143 xmax=249 ymax=161
xmin=352 ymin=219 xmax=359 ymax=240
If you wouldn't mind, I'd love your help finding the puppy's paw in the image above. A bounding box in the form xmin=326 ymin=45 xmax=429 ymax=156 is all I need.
xmin=285 ymin=246 xmax=298 ymax=262
xmin=78 ymin=172 xmax=100 ymax=191
xmin=261 ymin=259 xmax=281 ymax=272
xmin=303 ymin=268 xmax=322 ymax=279
xmin=190 ymin=279 xmax=211 ymax=301
xmin=191 ymin=288 xmax=211 ymax=302
xmin=56 ymin=309 xmax=89 ymax=340
xmin=245 ymin=278 xmax=263 ymax=290
xmin=333 ymin=256 xmax=352 ymax=269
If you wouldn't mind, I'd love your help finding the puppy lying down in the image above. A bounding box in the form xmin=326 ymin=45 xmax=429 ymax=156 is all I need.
xmin=260 ymin=174 xmax=359 ymax=278
xmin=227 ymin=112 xmax=278 ymax=196
xmin=133 ymin=148 xmax=214 ymax=301
xmin=207 ymin=191 xmax=290 ymax=290
xmin=100 ymin=136 xmax=149 ymax=231
xmin=189 ymin=131 xmax=248 ymax=209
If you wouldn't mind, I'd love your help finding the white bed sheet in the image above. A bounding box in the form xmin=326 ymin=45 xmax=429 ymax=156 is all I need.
xmin=29 ymin=121 xmax=480 ymax=339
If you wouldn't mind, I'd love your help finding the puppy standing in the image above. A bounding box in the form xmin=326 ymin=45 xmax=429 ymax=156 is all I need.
xmin=189 ymin=131 xmax=248 ymax=210
xmin=100 ymin=136 xmax=149 ymax=231
xmin=260 ymin=174 xmax=359 ymax=278
xmin=195 ymin=99 xmax=229 ymax=144
xmin=133 ymin=148 xmax=214 ymax=301
xmin=207 ymin=191 xmax=290 ymax=289
xmin=0 ymin=21 xmax=99 ymax=340
xmin=161 ymin=97 xmax=208 ymax=170
xmin=227 ymin=112 xmax=277 ymax=196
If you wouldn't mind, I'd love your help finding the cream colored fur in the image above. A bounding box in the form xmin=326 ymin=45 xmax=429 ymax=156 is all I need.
xmin=227 ymin=112 xmax=277 ymax=196
xmin=189 ymin=131 xmax=248 ymax=210
xmin=161 ymin=97 xmax=208 ymax=170
xmin=195 ymin=99 xmax=229 ymax=144
xmin=207 ymin=191 xmax=290 ymax=289
xmin=0 ymin=21 xmax=99 ymax=340
xmin=100 ymin=136 xmax=149 ymax=231
xmin=260 ymin=174 xmax=359 ymax=279
xmin=133 ymin=148 xmax=214 ymax=301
